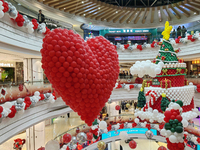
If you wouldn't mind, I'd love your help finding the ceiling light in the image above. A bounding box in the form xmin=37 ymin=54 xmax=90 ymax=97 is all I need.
xmin=194 ymin=12 xmax=197 ymax=14
xmin=64 ymin=8 xmax=66 ymax=9
xmin=18 ymin=3 xmax=21 ymax=5
xmin=116 ymin=11 xmax=118 ymax=13
xmin=82 ymin=1 xmax=84 ymax=3
xmin=98 ymin=7 xmax=100 ymax=9
xmin=83 ymin=14 xmax=85 ymax=16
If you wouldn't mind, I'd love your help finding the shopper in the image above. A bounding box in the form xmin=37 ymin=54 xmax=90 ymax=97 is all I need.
xmin=38 ymin=10 xmax=45 ymax=24
xmin=172 ymin=29 xmax=176 ymax=39
xmin=134 ymin=102 xmax=137 ymax=110
xmin=181 ymin=26 xmax=187 ymax=38
xmin=177 ymin=26 xmax=181 ymax=38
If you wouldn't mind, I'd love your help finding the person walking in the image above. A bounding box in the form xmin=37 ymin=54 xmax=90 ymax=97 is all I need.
xmin=177 ymin=26 xmax=181 ymax=38
xmin=172 ymin=29 xmax=176 ymax=39
xmin=38 ymin=10 xmax=45 ymax=24
xmin=181 ymin=26 xmax=187 ymax=38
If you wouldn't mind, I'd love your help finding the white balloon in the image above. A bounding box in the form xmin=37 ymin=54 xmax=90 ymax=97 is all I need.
xmin=169 ymin=135 xmax=177 ymax=143
xmin=0 ymin=6 xmax=4 ymax=11
xmin=134 ymin=118 xmax=139 ymax=123
xmin=34 ymin=91 xmax=40 ymax=97
xmin=0 ymin=1 xmax=3 ymax=5
xmin=119 ymin=131 xmax=128 ymax=140
xmin=28 ymin=28 xmax=34 ymax=34
xmin=45 ymin=140 xmax=59 ymax=150
xmin=181 ymin=119 xmax=188 ymax=127
xmin=99 ymin=121 xmax=107 ymax=130
xmin=3 ymin=102 xmax=12 ymax=109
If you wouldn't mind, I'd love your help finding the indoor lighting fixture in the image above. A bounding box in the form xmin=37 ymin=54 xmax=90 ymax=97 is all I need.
xmin=83 ymin=14 xmax=85 ymax=16
xmin=98 ymin=7 xmax=100 ymax=9
xmin=116 ymin=11 xmax=118 ymax=13
xmin=194 ymin=12 xmax=197 ymax=14
xmin=18 ymin=3 xmax=21 ymax=5
xmin=82 ymin=1 xmax=84 ymax=3
xmin=64 ymin=8 xmax=66 ymax=9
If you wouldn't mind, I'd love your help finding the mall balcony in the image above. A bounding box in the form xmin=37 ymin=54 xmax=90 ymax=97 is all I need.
xmin=1 ymin=0 xmax=200 ymax=150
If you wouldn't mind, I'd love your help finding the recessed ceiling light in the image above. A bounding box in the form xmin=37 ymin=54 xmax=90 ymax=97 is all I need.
xmin=194 ymin=12 xmax=197 ymax=14
xmin=82 ymin=1 xmax=84 ymax=3
xmin=64 ymin=8 xmax=66 ymax=9
xmin=116 ymin=11 xmax=118 ymax=13
xmin=83 ymin=14 xmax=85 ymax=16
xmin=104 ymin=19 xmax=106 ymax=20
xmin=98 ymin=7 xmax=100 ymax=9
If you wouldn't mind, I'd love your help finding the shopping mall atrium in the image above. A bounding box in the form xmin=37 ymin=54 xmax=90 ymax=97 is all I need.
xmin=2 ymin=0 xmax=200 ymax=150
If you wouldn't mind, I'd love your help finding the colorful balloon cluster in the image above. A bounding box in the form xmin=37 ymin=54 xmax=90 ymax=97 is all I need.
xmin=41 ymin=28 xmax=119 ymax=126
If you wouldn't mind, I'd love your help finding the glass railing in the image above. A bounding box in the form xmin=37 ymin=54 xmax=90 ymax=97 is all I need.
xmin=53 ymin=114 xmax=200 ymax=150
xmin=0 ymin=80 xmax=53 ymax=104
xmin=5 ymin=0 xmax=74 ymax=31
xmin=53 ymin=114 xmax=136 ymax=141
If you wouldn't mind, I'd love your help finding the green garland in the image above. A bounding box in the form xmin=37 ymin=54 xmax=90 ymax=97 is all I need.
xmin=156 ymin=74 xmax=186 ymax=77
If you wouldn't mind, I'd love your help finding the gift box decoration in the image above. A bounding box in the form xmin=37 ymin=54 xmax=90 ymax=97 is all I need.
xmin=184 ymin=79 xmax=188 ymax=85
xmin=160 ymin=78 xmax=171 ymax=89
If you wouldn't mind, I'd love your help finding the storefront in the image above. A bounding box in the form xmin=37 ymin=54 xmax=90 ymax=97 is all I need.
xmin=0 ymin=61 xmax=23 ymax=84
xmin=99 ymin=28 xmax=158 ymax=45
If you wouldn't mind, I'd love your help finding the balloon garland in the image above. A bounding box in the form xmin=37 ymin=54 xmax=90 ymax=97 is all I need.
xmin=0 ymin=91 xmax=57 ymax=121
xmin=0 ymin=0 xmax=50 ymax=34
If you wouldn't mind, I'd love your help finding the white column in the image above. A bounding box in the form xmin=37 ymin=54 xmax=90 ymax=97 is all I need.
xmin=111 ymin=140 xmax=120 ymax=150
xmin=26 ymin=121 xmax=45 ymax=150
xmin=23 ymin=58 xmax=32 ymax=82
xmin=32 ymin=58 xmax=43 ymax=82
xmin=34 ymin=121 xmax=45 ymax=149
xmin=108 ymin=102 xmax=119 ymax=117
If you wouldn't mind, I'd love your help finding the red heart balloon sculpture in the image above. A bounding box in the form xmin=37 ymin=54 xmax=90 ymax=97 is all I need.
xmin=41 ymin=28 xmax=119 ymax=126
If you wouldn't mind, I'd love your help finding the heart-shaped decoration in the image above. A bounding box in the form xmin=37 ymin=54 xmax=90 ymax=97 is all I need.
xmin=41 ymin=28 xmax=119 ymax=126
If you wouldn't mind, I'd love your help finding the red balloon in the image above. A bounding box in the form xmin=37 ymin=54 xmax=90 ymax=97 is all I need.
xmin=129 ymin=140 xmax=137 ymax=149
xmin=86 ymin=132 xmax=93 ymax=141
xmin=0 ymin=106 xmax=3 ymax=113
xmin=164 ymin=110 xmax=171 ymax=118
xmin=176 ymin=115 xmax=182 ymax=122
xmin=115 ymin=105 xmax=121 ymax=110
xmin=158 ymin=146 xmax=167 ymax=150
xmin=41 ymin=30 xmax=119 ymax=125
xmin=63 ymin=133 xmax=71 ymax=143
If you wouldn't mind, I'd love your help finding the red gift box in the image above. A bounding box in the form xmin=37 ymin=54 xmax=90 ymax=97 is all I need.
xmin=184 ymin=79 xmax=188 ymax=85
xmin=178 ymin=58 xmax=184 ymax=63
xmin=160 ymin=78 xmax=171 ymax=89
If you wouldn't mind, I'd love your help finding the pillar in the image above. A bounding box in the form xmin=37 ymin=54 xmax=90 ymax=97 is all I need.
xmin=26 ymin=121 xmax=45 ymax=150
xmin=23 ymin=58 xmax=43 ymax=82
xmin=107 ymin=101 xmax=119 ymax=117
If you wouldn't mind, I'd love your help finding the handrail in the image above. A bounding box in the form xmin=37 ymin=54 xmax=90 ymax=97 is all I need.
xmin=53 ymin=113 xmax=200 ymax=141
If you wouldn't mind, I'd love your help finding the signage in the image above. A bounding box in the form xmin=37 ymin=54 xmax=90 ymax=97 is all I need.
xmin=102 ymin=128 xmax=157 ymax=140
xmin=152 ymin=78 xmax=160 ymax=85
xmin=99 ymin=28 xmax=157 ymax=37
xmin=0 ymin=63 xmax=15 ymax=67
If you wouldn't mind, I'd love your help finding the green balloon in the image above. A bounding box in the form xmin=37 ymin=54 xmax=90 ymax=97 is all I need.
xmin=169 ymin=120 xmax=173 ymax=125
xmin=171 ymin=128 xmax=175 ymax=133
xmin=165 ymin=123 xmax=171 ymax=130
xmin=175 ymin=126 xmax=183 ymax=133
xmin=174 ymin=119 xmax=179 ymax=124
xmin=176 ymin=100 xmax=183 ymax=107
xmin=178 ymin=123 xmax=182 ymax=126
xmin=172 ymin=124 xmax=176 ymax=128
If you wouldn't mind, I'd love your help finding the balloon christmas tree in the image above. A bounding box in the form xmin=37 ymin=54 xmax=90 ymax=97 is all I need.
xmin=155 ymin=21 xmax=178 ymax=64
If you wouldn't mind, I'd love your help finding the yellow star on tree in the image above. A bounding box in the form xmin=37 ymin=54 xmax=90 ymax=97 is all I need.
xmin=162 ymin=21 xmax=172 ymax=40
xmin=161 ymin=93 xmax=166 ymax=97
